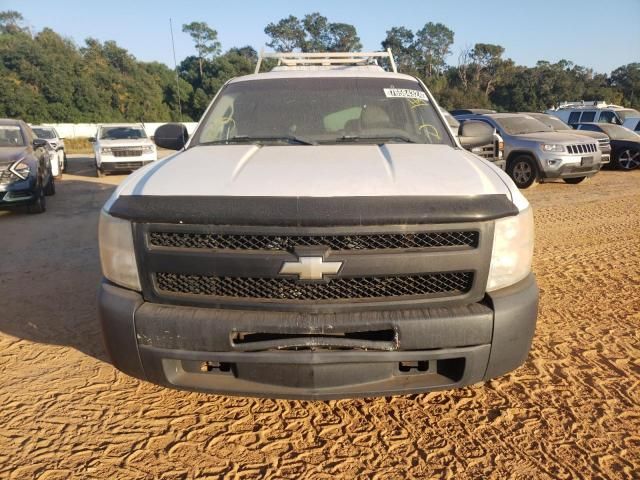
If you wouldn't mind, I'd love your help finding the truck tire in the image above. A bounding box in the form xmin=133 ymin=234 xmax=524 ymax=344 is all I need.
xmin=507 ymin=156 xmax=538 ymax=189
xmin=563 ymin=177 xmax=586 ymax=184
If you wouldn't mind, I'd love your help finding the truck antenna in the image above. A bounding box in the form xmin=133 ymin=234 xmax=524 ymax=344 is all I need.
xmin=169 ymin=18 xmax=183 ymax=123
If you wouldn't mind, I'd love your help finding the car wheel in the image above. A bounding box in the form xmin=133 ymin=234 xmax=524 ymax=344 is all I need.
xmin=96 ymin=167 xmax=104 ymax=178
xmin=563 ymin=177 xmax=587 ymax=184
xmin=63 ymin=151 xmax=68 ymax=171
xmin=616 ymin=148 xmax=640 ymax=170
xmin=44 ymin=174 xmax=56 ymax=196
xmin=507 ymin=156 xmax=537 ymax=189
xmin=28 ymin=187 xmax=46 ymax=214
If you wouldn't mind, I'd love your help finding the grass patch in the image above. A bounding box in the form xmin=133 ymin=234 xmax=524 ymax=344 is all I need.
xmin=65 ymin=137 xmax=93 ymax=154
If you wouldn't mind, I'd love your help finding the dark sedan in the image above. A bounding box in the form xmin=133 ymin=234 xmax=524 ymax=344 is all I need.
xmin=574 ymin=123 xmax=640 ymax=170
xmin=0 ymin=119 xmax=55 ymax=213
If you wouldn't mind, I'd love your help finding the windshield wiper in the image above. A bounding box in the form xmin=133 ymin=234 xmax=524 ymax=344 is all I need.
xmin=201 ymin=135 xmax=316 ymax=146
xmin=334 ymin=135 xmax=417 ymax=144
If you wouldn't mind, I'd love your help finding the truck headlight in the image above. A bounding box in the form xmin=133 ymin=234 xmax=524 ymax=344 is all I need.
xmin=101 ymin=147 xmax=112 ymax=154
xmin=99 ymin=210 xmax=141 ymax=291
xmin=541 ymin=144 xmax=565 ymax=152
xmin=141 ymin=145 xmax=156 ymax=153
xmin=487 ymin=207 xmax=534 ymax=292
xmin=9 ymin=160 xmax=31 ymax=180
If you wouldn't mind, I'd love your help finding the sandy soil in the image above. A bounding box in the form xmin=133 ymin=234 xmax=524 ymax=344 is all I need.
xmin=0 ymin=158 xmax=638 ymax=479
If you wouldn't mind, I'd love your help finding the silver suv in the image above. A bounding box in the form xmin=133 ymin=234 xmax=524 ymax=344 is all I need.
xmin=98 ymin=51 xmax=538 ymax=399
xmin=455 ymin=113 xmax=603 ymax=188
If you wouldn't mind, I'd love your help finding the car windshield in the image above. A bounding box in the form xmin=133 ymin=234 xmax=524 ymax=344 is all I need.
xmin=32 ymin=128 xmax=56 ymax=139
xmin=494 ymin=116 xmax=553 ymax=135
xmin=597 ymin=124 xmax=640 ymax=141
xmin=532 ymin=114 xmax=569 ymax=131
xmin=99 ymin=126 xmax=147 ymax=140
xmin=617 ymin=109 xmax=640 ymax=122
xmin=0 ymin=125 xmax=25 ymax=147
xmin=193 ymin=77 xmax=452 ymax=146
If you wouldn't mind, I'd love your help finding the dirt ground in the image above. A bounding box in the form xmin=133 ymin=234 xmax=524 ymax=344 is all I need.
xmin=1 ymin=156 xmax=638 ymax=479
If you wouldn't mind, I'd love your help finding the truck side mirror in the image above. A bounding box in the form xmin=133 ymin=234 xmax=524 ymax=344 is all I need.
xmin=154 ymin=123 xmax=189 ymax=150
xmin=458 ymin=121 xmax=495 ymax=149
xmin=33 ymin=138 xmax=48 ymax=148
xmin=89 ymin=137 xmax=96 ymax=143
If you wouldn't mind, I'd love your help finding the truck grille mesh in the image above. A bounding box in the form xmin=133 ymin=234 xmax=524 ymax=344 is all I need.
xmin=155 ymin=271 xmax=474 ymax=301
xmin=149 ymin=230 xmax=479 ymax=251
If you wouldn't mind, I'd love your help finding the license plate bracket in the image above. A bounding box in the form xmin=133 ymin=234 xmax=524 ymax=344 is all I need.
xmin=581 ymin=156 xmax=594 ymax=166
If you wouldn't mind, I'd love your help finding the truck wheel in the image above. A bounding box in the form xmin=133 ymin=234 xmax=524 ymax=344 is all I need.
xmin=44 ymin=174 xmax=56 ymax=196
xmin=507 ymin=156 xmax=537 ymax=189
xmin=28 ymin=188 xmax=46 ymax=214
xmin=563 ymin=177 xmax=586 ymax=184
xmin=96 ymin=167 xmax=105 ymax=178
xmin=616 ymin=148 xmax=640 ymax=170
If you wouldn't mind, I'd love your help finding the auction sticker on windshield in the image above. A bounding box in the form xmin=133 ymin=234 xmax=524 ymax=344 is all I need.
xmin=384 ymin=88 xmax=429 ymax=101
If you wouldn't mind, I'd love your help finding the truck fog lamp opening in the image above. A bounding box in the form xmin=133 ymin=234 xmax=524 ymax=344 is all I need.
xmin=487 ymin=206 xmax=534 ymax=292
xmin=99 ymin=210 xmax=141 ymax=291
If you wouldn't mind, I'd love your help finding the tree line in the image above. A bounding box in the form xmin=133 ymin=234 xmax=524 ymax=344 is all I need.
xmin=1 ymin=10 xmax=638 ymax=124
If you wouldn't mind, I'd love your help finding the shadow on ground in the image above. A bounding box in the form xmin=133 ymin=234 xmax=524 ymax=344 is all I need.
xmin=0 ymin=157 xmax=123 ymax=363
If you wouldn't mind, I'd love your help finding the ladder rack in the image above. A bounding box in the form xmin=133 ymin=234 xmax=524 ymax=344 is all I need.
xmin=255 ymin=49 xmax=397 ymax=74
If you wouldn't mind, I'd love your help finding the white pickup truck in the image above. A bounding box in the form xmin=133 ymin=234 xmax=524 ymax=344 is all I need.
xmin=98 ymin=51 xmax=538 ymax=399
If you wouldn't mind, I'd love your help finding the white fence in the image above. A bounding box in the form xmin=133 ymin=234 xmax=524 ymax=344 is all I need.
xmin=37 ymin=122 xmax=199 ymax=139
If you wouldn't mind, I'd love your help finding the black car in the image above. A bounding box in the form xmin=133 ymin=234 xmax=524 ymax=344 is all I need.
xmin=574 ymin=123 xmax=640 ymax=170
xmin=0 ymin=119 xmax=55 ymax=213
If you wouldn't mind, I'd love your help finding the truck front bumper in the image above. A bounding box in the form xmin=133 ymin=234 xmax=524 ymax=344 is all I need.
xmin=99 ymin=274 xmax=538 ymax=400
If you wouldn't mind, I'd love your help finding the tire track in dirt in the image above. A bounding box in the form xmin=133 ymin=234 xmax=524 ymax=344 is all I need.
xmin=0 ymin=165 xmax=638 ymax=479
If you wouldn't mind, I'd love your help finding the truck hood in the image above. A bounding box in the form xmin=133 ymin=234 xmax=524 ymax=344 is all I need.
xmin=0 ymin=146 xmax=29 ymax=167
xmin=516 ymin=131 xmax=594 ymax=144
xmin=117 ymin=144 xmax=513 ymax=198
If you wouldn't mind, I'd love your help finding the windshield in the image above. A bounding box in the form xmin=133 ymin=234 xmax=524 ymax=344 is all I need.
xmin=531 ymin=114 xmax=569 ymax=131
xmin=0 ymin=126 xmax=25 ymax=147
xmin=494 ymin=116 xmax=553 ymax=135
xmin=32 ymin=128 xmax=56 ymax=139
xmin=193 ymin=77 xmax=452 ymax=146
xmin=99 ymin=126 xmax=147 ymax=140
xmin=617 ymin=109 xmax=640 ymax=122
xmin=598 ymin=124 xmax=640 ymax=141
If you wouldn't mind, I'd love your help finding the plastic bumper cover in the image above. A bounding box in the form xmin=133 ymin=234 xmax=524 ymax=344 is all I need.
xmin=99 ymin=274 xmax=538 ymax=399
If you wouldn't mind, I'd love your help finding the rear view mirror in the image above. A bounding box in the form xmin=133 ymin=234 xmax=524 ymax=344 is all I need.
xmin=458 ymin=121 xmax=495 ymax=149
xmin=154 ymin=123 xmax=189 ymax=150
xmin=89 ymin=137 xmax=96 ymax=143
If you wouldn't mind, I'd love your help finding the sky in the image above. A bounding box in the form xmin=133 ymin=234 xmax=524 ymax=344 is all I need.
xmin=3 ymin=0 xmax=640 ymax=73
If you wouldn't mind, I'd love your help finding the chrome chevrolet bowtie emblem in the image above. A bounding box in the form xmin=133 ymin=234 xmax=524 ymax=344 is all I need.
xmin=279 ymin=256 xmax=343 ymax=280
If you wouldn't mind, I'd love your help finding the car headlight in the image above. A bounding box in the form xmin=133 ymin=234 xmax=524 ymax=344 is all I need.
xmin=9 ymin=160 xmax=31 ymax=180
xmin=486 ymin=206 xmax=534 ymax=292
xmin=141 ymin=145 xmax=156 ymax=153
xmin=101 ymin=147 xmax=112 ymax=154
xmin=99 ymin=210 xmax=141 ymax=291
xmin=541 ymin=144 xmax=565 ymax=152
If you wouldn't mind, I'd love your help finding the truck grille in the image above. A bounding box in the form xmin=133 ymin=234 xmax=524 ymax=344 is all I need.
xmin=567 ymin=144 xmax=597 ymax=154
xmin=156 ymin=271 xmax=474 ymax=302
xmin=112 ymin=148 xmax=143 ymax=157
xmin=149 ymin=230 xmax=479 ymax=251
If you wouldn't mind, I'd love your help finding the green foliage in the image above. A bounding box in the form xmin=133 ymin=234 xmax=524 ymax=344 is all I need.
xmin=415 ymin=22 xmax=455 ymax=76
xmin=264 ymin=13 xmax=361 ymax=52
xmin=182 ymin=21 xmax=221 ymax=79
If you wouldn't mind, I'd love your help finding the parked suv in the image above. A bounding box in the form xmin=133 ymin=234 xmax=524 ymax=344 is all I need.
xmin=524 ymin=112 xmax=611 ymax=165
xmin=31 ymin=125 xmax=66 ymax=175
xmin=546 ymin=101 xmax=640 ymax=127
xmin=98 ymin=51 xmax=538 ymax=399
xmin=454 ymin=113 xmax=603 ymax=188
xmin=92 ymin=124 xmax=157 ymax=177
